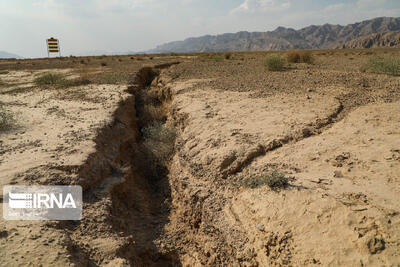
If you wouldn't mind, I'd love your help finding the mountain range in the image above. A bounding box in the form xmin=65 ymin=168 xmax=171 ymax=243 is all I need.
xmin=337 ymin=30 xmax=400 ymax=49
xmin=0 ymin=51 xmax=22 ymax=59
xmin=148 ymin=17 xmax=400 ymax=53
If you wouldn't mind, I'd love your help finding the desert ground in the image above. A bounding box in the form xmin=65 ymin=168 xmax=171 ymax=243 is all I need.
xmin=0 ymin=49 xmax=399 ymax=266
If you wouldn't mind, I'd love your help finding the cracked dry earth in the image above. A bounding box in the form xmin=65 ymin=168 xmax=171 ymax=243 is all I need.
xmin=0 ymin=52 xmax=400 ymax=266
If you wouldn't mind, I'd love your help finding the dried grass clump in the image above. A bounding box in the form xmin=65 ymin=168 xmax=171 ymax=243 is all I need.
xmin=142 ymin=121 xmax=176 ymax=161
xmin=0 ymin=103 xmax=14 ymax=132
xmin=143 ymin=105 xmax=166 ymax=122
xmin=286 ymin=50 xmax=314 ymax=64
xmin=212 ymin=54 xmax=224 ymax=61
xmin=365 ymin=56 xmax=400 ymax=76
xmin=244 ymin=170 xmax=289 ymax=190
xmin=34 ymin=72 xmax=90 ymax=88
xmin=34 ymin=73 xmax=65 ymax=86
xmin=224 ymin=53 xmax=232 ymax=60
xmin=96 ymin=72 xmax=128 ymax=84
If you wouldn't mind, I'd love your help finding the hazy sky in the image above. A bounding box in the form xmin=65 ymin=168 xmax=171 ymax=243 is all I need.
xmin=0 ymin=0 xmax=399 ymax=58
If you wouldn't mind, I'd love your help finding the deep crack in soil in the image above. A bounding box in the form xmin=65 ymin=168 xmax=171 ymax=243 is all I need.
xmin=60 ymin=63 xmax=182 ymax=266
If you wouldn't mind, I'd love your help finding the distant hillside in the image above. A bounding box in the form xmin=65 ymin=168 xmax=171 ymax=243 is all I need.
xmin=148 ymin=17 xmax=400 ymax=53
xmin=337 ymin=31 xmax=400 ymax=49
xmin=0 ymin=51 xmax=22 ymax=59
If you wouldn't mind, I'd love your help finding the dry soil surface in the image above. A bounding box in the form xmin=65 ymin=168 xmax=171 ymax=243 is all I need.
xmin=0 ymin=51 xmax=399 ymax=266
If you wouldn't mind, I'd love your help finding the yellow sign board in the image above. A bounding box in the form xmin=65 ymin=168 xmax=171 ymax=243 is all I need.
xmin=46 ymin=37 xmax=61 ymax=57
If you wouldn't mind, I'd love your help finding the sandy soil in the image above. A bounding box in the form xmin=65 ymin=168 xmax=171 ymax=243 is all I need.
xmin=0 ymin=50 xmax=399 ymax=266
xmin=0 ymin=69 xmax=130 ymax=266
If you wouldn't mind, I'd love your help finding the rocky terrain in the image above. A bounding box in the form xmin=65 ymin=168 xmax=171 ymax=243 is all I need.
xmin=0 ymin=49 xmax=400 ymax=266
xmin=337 ymin=30 xmax=400 ymax=49
xmin=149 ymin=17 xmax=400 ymax=53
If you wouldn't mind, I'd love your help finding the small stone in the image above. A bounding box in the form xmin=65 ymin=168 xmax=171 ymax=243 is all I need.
xmin=0 ymin=230 xmax=8 ymax=238
xmin=334 ymin=170 xmax=343 ymax=178
xmin=367 ymin=237 xmax=385 ymax=254
xmin=302 ymin=128 xmax=312 ymax=137
xmin=256 ymin=224 xmax=265 ymax=232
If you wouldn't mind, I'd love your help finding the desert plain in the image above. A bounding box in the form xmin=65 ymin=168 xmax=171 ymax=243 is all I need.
xmin=0 ymin=49 xmax=399 ymax=266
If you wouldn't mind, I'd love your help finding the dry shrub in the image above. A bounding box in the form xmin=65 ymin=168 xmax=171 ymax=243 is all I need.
xmin=34 ymin=72 xmax=90 ymax=88
xmin=0 ymin=103 xmax=14 ymax=131
xmin=144 ymin=105 xmax=166 ymax=122
xmin=286 ymin=51 xmax=301 ymax=63
xmin=224 ymin=53 xmax=232 ymax=60
xmin=142 ymin=121 xmax=176 ymax=161
xmin=76 ymin=67 xmax=92 ymax=85
xmin=97 ymin=72 xmax=128 ymax=84
xmin=34 ymin=73 xmax=65 ymax=86
xmin=212 ymin=54 xmax=224 ymax=61
xmin=300 ymin=51 xmax=314 ymax=64
xmin=286 ymin=50 xmax=314 ymax=64
xmin=243 ymin=170 xmax=289 ymax=190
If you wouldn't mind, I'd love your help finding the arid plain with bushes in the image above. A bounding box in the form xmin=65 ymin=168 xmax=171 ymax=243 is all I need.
xmin=0 ymin=49 xmax=400 ymax=266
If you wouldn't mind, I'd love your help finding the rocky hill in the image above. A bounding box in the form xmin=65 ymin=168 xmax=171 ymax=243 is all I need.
xmin=149 ymin=17 xmax=400 ymax=53
xmin=0 ymin=51 xmax=22 ymax=59
xmin=337 ymin=31 xmax=400 ymax=49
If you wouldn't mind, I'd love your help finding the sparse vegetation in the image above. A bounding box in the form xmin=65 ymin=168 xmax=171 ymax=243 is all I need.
xmin=212 ymin=54 xmax=224 ymax=61
xmin=264 ymin=54 xmax=286 ymax=71
xmin=286 ymin=50 xmax=314 ymax=64
xmin=243 ymin=170 xmax=289 ymax=189
xmin=365 ymin=56 xmax=400 ymax=76
xmin=142 ymin=121 xmax=176 ymax=161
xmin=34 ymin=72 xmax=90 ymax=88
xmin=0 ymin=103 xmax=14 ymax=131
xmin=34 ymin=72 xmax=65 ymax=86
xmin=224 ymin=53 xmax=232 ymax=60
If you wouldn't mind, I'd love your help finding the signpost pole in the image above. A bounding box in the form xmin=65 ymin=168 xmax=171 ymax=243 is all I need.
xmin=46 ymin=39 xmax=49 ymax=58
xmin=46 ymin=37 xmax=60 ymax=58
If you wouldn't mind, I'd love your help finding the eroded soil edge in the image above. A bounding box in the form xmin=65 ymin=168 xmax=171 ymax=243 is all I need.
xmin=59 ymin=63 xmax=182 ymax=266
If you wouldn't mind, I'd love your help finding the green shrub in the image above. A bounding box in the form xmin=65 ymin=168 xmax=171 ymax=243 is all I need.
xmin=264 ymin=54 xmax=286 ymax=71
xmin=366 ymin=56 xmax=400 ymax=76
xmin=243 ymin=170 xmax=289 ymax=190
